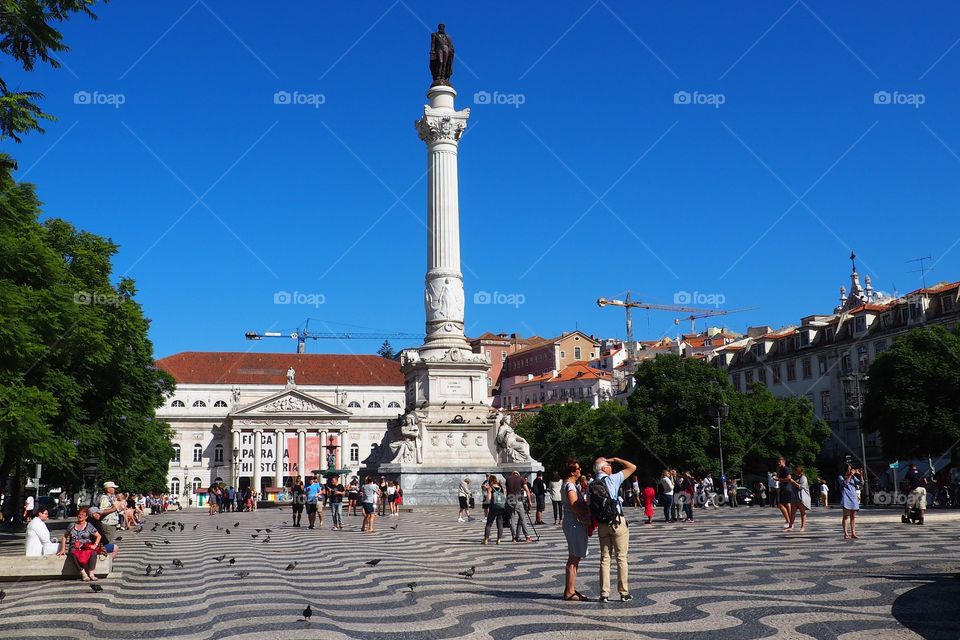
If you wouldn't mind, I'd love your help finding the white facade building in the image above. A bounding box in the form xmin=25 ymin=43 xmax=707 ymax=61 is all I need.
xmin=156 ymin=352 xmax=404 ymax=503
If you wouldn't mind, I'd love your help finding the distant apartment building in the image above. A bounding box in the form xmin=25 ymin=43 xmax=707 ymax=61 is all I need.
xmin=496 ymin=331 xmax=601 ymax=407
xmin=710 ymin=255 xmax=960 ymax=471
xmin=468 ymin=332 xmax=546 ymax=400
xmin=502 ymin=362 xmax=613 ymax=411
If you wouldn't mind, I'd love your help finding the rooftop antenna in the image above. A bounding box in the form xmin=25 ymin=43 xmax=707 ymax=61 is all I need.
xmin=907 ymin=256 xmax=933 ymax=289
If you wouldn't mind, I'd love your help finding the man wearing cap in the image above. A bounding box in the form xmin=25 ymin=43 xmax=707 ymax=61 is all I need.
xmin=97 ymin=482 xmax=122 ymax=545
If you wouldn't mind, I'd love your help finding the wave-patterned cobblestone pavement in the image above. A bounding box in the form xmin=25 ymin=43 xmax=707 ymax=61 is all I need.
xmin=1 ymin=507 xmax=958 ymax=639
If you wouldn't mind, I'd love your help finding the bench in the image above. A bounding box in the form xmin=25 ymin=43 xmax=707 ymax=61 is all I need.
xmin=0 ymin=555 xmax=115 ymax=582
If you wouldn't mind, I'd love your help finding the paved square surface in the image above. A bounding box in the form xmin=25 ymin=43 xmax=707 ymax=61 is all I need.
xmin=1 ymin=506 xmax=958 ymax=639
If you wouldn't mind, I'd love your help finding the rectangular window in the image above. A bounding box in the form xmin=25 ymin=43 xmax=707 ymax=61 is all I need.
xmin=825 ymin=327 xmax=835 ymax=341
xmin=820 ymin=390 xmax=831 ymax=419
xmin=745 ymin=370 xmax=754 ymax=385
xmin=560 ymin=351 xmax=565 ymax=359
xmin=786 ymin=360 xmax=796 ymax=382
xmin=574 ymin=347 xmax=582 ymax=360
xmin=874 ymin=339 xmax=887 ymax=355
xmin=944 ymin=296 xmax=955 ymax=311
xmin=857 ymin=345 xmax=869 ymax=372
xmin=193 ymin=447 xmax=202 ymax=463
xmin=801 ymin=358 xmax=812 ymax=379
xmin=799 ymin=332 xmax=810 ymax=347
xmin=818 ymin=356 xmax=828 ymax=375
xmin=731 ymin=374 xmax=741 ymax=391
xmin=910 ymin=302 xmax=923 ymax=320
xmin=501 ymin=351 xmax=507 ymax=362
xmin=772 ymin=363 xmax=781 ymax=384
xmin=214 ymin=447 xmax=223 ymax=464
xmin=757 ymin=368 xmax=767 ymax=385
xmin=841 ymin=351 xmax=852 ymax=373
xmin=854 ymin=316 xmax=866 ymax=332
xmin=172 ymin=447 xmax=181 ymax=464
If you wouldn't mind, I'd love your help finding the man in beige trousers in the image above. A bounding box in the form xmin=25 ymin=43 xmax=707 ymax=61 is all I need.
xmin=593 ymin=456 xmax=636 ymax=602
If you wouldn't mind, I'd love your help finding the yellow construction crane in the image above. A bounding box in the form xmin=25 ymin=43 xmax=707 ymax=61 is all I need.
xmin=597 ymin=291 xmax=754 ymax=353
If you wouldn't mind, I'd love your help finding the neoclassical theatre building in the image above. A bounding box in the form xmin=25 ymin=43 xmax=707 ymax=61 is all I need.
xmin=155 ymin=352 xmax=405 ymax=501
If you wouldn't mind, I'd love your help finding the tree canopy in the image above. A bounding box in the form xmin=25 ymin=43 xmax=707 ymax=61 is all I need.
xmin=862 ymin=324 xmax=960 ymax=461
xmin=377 ymin=340 xmax=395 ymax=359
xmin=0 ymin=1 xmax=100 ymax=150
xmin=516 ymin=354 xmax=830 ymax=484
xmin=0 ymin=157 xmax=175 ymax=493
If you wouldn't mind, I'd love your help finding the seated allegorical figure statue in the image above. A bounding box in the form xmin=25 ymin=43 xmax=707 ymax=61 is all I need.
xmin=494 ymin=411 xmax=532 ymax=463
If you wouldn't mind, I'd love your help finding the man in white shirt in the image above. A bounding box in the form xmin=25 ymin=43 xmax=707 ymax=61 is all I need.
xmin=97 ymin=481 xmax=122 ymax=544
xmin=25 ymin=506 xmax=59 ymax=556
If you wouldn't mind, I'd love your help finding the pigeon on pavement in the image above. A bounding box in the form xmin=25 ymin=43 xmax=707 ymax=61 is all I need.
xmin=234 ymin=522 xmax=240 ymax=528
xmin=365 ymin=559 xmax=382 ymax=566
xmin=144 ymin=541 xmax=154 ymax=548
xmin=154 ymin=566 xmax=163 ymax=577
xmin=213 ymin=555 xmax=226 ymax=562
xmin=228 ymin=558 xmax=236 ymax=565
xmin=89 ymin=584 xmax=103 ymax=593
xmin=262 ymin=536 xmax=270 ymax=543
xmin=145 ymin=564 xmax=152 ymax=575
xmin=406 ymin=582 xmax=417 ymax=592
xmin=302 ymin=604 xmax=312 ymax=621
xmin=172 ymin=559 xmax=183 ymax=568
xmin=285 ymin=562 xmax=298 ymax=571
xmin=0 ymin=589 xmax=6 ymax=603
xmin=458 ymin=567 xmax=476 ymax=578
xmin=235 ymin=571 xmax=250 ymax=579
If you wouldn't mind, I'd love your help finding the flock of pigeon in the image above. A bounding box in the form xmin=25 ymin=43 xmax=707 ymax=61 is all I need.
xmin=0 ymin=516 xmax=480 ymax=624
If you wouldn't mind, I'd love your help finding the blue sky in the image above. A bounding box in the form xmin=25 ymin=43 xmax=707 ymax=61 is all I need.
xmin=7 ymin=2 xmax=960 ymax=358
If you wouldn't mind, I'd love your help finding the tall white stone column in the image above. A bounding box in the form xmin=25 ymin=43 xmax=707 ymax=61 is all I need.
xmin=231 ymin=429 xmax=241 ymax=487
xmin=416 ymin=86 xmax=471 ymax=357
xmin=297 ymin=429 xmax=307 ymax=481
xmin=274 ymin=429 xmax=285 ymax=488
xmin=253 ymin=428 xmax=263 ymax=493
xmin=320 ymin=430 xmax=328 ymax=472
xmin=341 ymin=431 xmax=349 ymax=469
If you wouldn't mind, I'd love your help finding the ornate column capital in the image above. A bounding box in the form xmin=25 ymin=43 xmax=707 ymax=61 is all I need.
xmin=415 ymin=105 xmax=470 ymax=144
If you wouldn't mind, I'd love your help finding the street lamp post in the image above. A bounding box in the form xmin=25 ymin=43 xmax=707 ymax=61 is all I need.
xmin=844 ymin=373 xmax=871 ymax=502
xmin=232 ymin=447 xmax=239 ymax=489
xmin=711 ymin=403 xmax=729 ymax=481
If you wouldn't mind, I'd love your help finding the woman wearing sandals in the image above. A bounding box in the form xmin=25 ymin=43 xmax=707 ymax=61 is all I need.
xmin=57 ymin=507 xmax=102 ymax=582
xmin=561 ymin=459 xmax=591 ymax=601
xmin=787 ymin=466 xmax=811 ymax=532
xmin=839 ymin=464 xmax=863 ymax=539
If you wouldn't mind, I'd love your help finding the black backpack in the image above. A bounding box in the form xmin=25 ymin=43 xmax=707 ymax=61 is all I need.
xmin=589 ymin=478 xmax=620 ymax=525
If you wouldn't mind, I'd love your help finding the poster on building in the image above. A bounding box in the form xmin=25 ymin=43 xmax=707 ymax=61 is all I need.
xmin=236 ymin=432 xmax=321 ymax=478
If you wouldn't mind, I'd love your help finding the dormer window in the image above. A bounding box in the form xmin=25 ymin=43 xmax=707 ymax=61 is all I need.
xmin=799 ymin=331 xmax=810 ymax=347
xmin=854 ymin=316 xmax=866 ymax=333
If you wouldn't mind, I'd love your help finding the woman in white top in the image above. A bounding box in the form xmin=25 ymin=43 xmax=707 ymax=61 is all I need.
xmin=787 ymin=466 xmax=812 ymax=532
xmin=547 ymin=472 xmax=564 ymax=525
xmin=660 ymin=470 xmax=675 ymax=523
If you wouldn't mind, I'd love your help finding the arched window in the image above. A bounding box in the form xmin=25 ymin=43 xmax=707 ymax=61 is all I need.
xmin=192 ymin=477 xmax=202 ymax=492
xmin=214 ymin=444 xmax=224 ymax=464
xmin=193 ymin=444 xmax=203 ymax=463
xmin=171 ymin=400 xmax=185 ymax=407
xmin=170 ymin=478 xmax=180 ymax=495
xmin=193 ymin=400 xmax=206 ymax=408
xmin=367 ymin=401 xmax=381 ymax=408
xmin=171 ymin=444 xmax=181 ymax=464
xmin=387 ymin=401 xmax=401 ymax=408
xmin=349 ymin=443 xmax=359 ymax=462
xmin=214 ymin=400 xmax=228 ymax=408
xmin=347 ymin=401 xmax=361 ymax=408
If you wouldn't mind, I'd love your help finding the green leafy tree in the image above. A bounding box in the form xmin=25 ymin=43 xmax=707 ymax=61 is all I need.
xmin=376 ymin=340 xmax=395 ymax=359
xmin=0 ymin=158 xmax=175 ymax=499
xmin=862 ymin=324 xmax=960 ymax=461
xmin=0 ymin=1 xmax=100 ymax=148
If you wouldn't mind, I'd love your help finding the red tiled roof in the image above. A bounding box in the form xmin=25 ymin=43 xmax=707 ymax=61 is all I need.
xmin=157 ymin=352 xmax=404 ymax=386
xmin=516 ymin=362 xmax=613 ymax=385
xmin=914 ymin=281 xmax=960 ymax=295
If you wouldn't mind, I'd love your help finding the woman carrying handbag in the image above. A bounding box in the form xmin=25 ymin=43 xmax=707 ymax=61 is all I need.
xmin=57 ymin=507 xmax=102 ymax=581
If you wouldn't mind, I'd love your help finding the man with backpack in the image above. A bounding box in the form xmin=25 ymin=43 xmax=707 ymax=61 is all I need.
xmin=505 ymin=471 xmax=533 ymax=542
xmin=591 ymin=456 xmax=636 ymax=602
